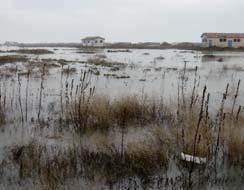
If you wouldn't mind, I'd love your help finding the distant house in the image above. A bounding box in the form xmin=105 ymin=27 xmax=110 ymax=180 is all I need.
xmin=81 ymin=36 xmax=105 ymax=47
xmin=201 ymin=33 xmax=244 ymax=48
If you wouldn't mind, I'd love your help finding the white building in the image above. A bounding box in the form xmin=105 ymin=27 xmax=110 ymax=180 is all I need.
xmin=81 ymin=36 xmax=105 ymax=47
xmin=201 ymin=33 xmax=244 ymax=48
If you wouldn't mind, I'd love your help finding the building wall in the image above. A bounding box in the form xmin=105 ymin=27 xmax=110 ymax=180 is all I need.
xmin=202 ymin=36 xmax=244 ymax=48
xmin=82 ymin=39 xmax=104 ymax=47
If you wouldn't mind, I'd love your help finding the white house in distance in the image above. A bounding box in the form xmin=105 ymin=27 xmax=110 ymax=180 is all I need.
xmin=201 ymin=33 xmax=244 ymax=48
xmin=81 ymin=36 xmax=105 ymax=47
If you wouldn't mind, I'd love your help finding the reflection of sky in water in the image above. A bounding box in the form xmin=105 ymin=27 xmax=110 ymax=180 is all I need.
xmin=0 ymin=47 xmax=243 ymax=139
xmin=0 ymin=47 xmax=244 ymax=106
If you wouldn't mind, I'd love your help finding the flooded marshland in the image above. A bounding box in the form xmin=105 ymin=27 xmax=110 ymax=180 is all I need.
xmin=0 ymin=46 xmax=244 ymax=189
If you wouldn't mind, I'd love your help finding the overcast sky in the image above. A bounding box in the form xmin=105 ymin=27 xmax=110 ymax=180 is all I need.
xmin=0 ymin=0 xmax=243 ymax=43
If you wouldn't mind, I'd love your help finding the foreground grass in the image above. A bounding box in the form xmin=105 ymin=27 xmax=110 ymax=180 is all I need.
xmin=68 ymin=82 xmax=244 ymax=169
xmin=7 ymin=137 xmax=168 ymax=189
xmin=0 ymin=67 xmax=243 ymax=188
xmin=222 ymin=114 xmax=244 ymax=166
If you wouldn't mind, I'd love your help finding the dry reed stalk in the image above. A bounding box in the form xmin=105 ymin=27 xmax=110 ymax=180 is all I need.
xmin=190 ymin=66 xmax=198 ymax=109
xmin=181 ymin=61 xmax=187 ymax=110
xmin=188 ymin=85 xmax=207 ymax=186
xmin=37 ymin=64 xmax=46 ymax=121
xmin=214 ymin=83 xmax=229 ymax=181
xmin=25 ymin=70 xmax=30 ymax=122
xmin=60 ymin=65 xmax=64 ymax=120
xmin=18 ymin=74 xmax=24 ymax=123
xmin=231 ymin=80 xmax=240 ymax=116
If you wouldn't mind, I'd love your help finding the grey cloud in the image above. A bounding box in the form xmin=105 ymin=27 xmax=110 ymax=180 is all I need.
xmin=0 ymin=0 xmax=244 ymax=43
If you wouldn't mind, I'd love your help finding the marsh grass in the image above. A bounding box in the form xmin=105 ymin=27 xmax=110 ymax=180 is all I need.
xmin=155 ymin=56 xmax=165 ymax=60
xmin=110 ymin=67 xmax=120 ymax=72
xmin=104 ymin=73 xmax=130 ymax=79
xmin=107 ymin=49 xmax=132 ymax=53
xmin=0 ymin=110 xmax=5 ymax=126
xmin=87 ymin=58 xmax=126 ymax=68
xmin=0 ymin=55 xmax=28 ymax=64
xmin=154 ymin=67 xmax=162 ymax=72
xmin=6 ymin=137 xmax=168 ymax=189
xmin=222 ymin=64 xmax=244 ymax=72
xmin=62 ymin=67 xmax=77 ymax=75
xmin=89 ymin=67 xmax=100 ymax=76
xmin=177 ymin=106 xmax=212 ymax=158
xmin=0 ymin=52 xmax=243 ymax=189
xmin=0 ymin=82 xmax=243 ymax=189
xmin=222 ymin=113 xmax=244 ymax=166
xmin=69 ymin=95 xmax=160 ymax=133
xmin=8 ymin=49 xmax=54 ymax=54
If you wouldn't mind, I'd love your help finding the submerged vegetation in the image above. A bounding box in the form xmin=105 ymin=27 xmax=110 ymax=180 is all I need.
xmin=8 ymin=49 xmax=54 ymax=54
xmin=0 ymin=48 xmax=244 ymax=189
xmin=8 ymin=138 xmax=168 ymax=188
xmin=87 ymin=58 xmax=126 ymax=68
xmin=0 ymin=55 xmax=28 ymax=64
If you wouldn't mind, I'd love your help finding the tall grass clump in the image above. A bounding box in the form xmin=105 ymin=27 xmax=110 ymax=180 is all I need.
xmin=69 ymin=94 xmax=159 ymax=133
xmin=222 ymin=112 xmax=244 ymax=166
xmin=6 ymin=138 xmax=169 ymax=189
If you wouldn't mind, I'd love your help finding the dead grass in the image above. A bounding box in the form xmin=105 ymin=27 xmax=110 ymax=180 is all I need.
xmin=62 ymin=67 xmax=77 ymax=75
xmin=0 ymin=110 xmax=6 ymax=126
xmin=222 ymin=64 xmax=244 ymax=72
xmin=87 ymin=58 xmax=126 ymax=68
xmin=0 ymin=55 xmax=28 ymax=64
xmin=104 ymin=73 xmax=130 ymax=79
xmin=6 ymin=138 xmax=168 ymax=187
xmin=89 ymin=67 xmax=100 ymax=75
xmin=155 ymin=56 xmax=165 ymax=60
xmin=8 ymin=49 xmax=54 ymax=54
xmin=222 ymin=113 xmax=244 ymax=166
xmin=110 ymin=67 xmax=120 ymax=72
xmin=154 ymin=67 xmax=162 ymax=72
xmin=70 ymin=95 xmax=159 ymax=132
xmin=177 ymin=108 xmax=212 ymax=157
xmin=107 ymin=49 xmax=132 ymax=53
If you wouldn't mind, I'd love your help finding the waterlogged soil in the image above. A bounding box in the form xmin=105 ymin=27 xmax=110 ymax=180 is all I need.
xmin=0 ymin=46 xmax=244 ymax=189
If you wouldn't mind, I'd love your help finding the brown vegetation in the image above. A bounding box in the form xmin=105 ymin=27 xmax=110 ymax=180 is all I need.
xmin=8 ymin=49 xmax=54 ymax=54
xmin=0 ymin=55 xmax=28 ymax=64
xmin=87 ymin=58 xmax=126 ymax=68
xmin=69 ymin=95 xmax=160 ymax=132
xmin=0 ymin=110 xmax=5 ymax=126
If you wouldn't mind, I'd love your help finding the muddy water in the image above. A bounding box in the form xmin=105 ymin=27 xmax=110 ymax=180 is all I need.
xmin=0 ymin=47 xmax=244 ymax=189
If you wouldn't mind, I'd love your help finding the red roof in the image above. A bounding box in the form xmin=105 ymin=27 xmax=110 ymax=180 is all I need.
xmin=201 ymin=33 xmax=244 ymax=38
